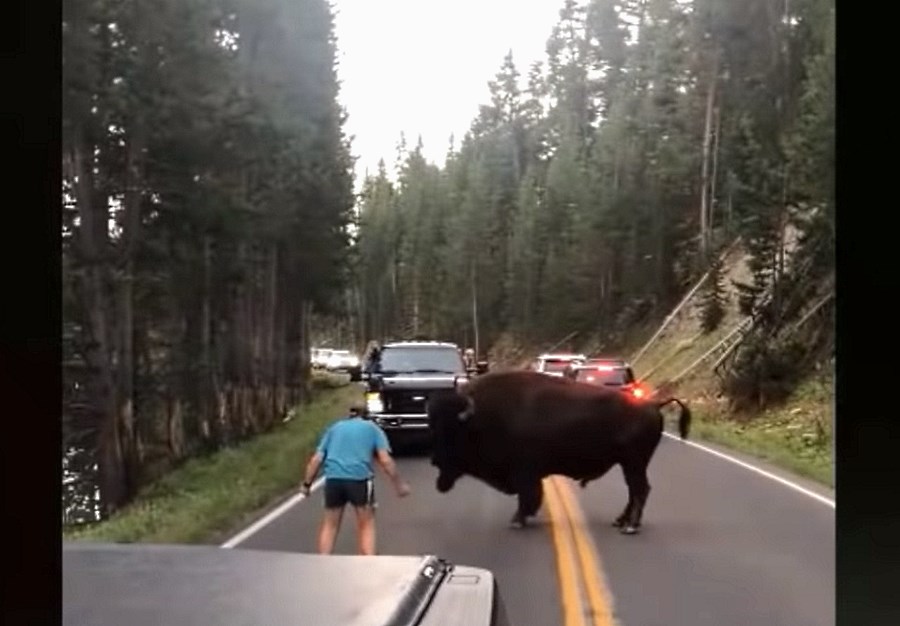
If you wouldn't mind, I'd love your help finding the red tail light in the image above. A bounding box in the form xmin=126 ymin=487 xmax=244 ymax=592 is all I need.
xmin=624 ymin=383 xmax=649 ymax=399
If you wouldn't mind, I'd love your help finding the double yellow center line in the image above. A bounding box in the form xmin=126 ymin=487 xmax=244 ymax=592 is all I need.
xmin=543 ymin=476 xmax=618 ymax=626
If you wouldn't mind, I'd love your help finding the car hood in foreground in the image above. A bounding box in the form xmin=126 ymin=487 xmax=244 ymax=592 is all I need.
xmin=63 ymin=542 xmax=503 ymax=626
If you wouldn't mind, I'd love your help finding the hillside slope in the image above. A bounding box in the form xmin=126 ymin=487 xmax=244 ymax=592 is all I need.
xmin=623 ymin=235 xmax=833 ymax=487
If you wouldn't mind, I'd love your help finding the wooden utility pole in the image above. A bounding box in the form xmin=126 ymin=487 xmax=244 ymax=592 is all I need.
xmin=471 ymin=264 xmax=480 ymax=357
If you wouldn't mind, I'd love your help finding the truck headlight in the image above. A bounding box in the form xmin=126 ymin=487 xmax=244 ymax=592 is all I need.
xmin=366 ymin=392 xmax=384 ymax=414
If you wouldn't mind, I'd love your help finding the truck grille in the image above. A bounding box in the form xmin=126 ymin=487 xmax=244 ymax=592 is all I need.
xmin=384 ymin=390 xmax=429 ymax=414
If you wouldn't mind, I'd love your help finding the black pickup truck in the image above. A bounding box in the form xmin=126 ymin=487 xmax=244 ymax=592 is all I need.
xmin=64 ymin=543 xmax=510 ymax=626
xmin=362 ymin=340 xmax=487 ymax=449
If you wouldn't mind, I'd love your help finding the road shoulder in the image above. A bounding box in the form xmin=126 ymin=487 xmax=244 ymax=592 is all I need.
xmin=663 ymin=428 xmax=835 ymax=502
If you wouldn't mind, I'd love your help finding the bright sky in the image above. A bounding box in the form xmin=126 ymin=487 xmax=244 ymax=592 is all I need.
xmin=332 ymin=0 xmax=564 ymax=186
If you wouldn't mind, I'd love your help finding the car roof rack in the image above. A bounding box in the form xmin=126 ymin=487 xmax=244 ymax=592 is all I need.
xmin=383 ymin=340 xmax=460 ymax=348
xmin=584 ymin=356 xmax=630 ymax=365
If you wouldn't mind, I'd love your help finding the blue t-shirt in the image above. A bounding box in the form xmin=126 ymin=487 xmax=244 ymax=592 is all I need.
xmin=316 ymin=417 xmax=391 ymax=480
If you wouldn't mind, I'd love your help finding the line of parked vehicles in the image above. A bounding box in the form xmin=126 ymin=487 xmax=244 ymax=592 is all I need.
xmin=311 ymin=347 xmax=363 ymax=381
xmin=314 ymin=338 xmax=651 ymax=454
xmin=530 ymin=352 xmax=651 ymax=399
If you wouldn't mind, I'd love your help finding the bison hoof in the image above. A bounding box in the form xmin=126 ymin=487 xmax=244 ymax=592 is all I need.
xmin=436 ymin=475 xmax=455 ymax=493
xmin=613 ymin=517 xmax=641 ymax=529
xmin=509 ymin=514 xmax=527 ymax=529
xmin=620 ymin=525 xmax=640 ymax=535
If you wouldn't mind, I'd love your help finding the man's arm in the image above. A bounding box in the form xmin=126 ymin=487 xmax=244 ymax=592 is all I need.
xmin=301 ymin=452 xmax=324 ymax=492
xmin=374 ymin=448 xmax=400 ymax=483
xmin=375 ymin=448 xmax=411 ymax=497
xmin=371 ymin=426 xmax=410 ymax=497
xmin=301 ymin=428 xmax=330 ymax=495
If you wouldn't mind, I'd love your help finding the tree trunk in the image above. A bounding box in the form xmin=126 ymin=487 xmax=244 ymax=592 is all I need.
xmin=201 ymin=235 xmax=221 ymax=447
xmin=699 ymin=53 xmax=719 ymax=261
xmin=727 ymin=182 xmax=734 ymax=230
xmin=115 ymin=123 xmax=146 ymax=500
xmin=247 ymin=246 xmax=261 ymax=435
xmin=167 ymin=397 xmax=184 ymax=460
xmin=300 ymin=300 xmax=314 ymax=402
xmin=709 ymin=105 xmax=722 ymax=237
xmin=412 ymin=271 xmax=420 ymax=336
xmin=70 ymin=138 xmax=125 ymax=515
xmin=471 ymin=265 xmax=480 ymax=356
xmin=228 ymin=241 xmax=249 ymax=442
xmin=266 ymin=244 xmax=279 ymax=427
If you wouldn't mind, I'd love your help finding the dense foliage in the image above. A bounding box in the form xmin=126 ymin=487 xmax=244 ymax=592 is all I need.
xmin=62 ymin=0 xmax=354 ymax=523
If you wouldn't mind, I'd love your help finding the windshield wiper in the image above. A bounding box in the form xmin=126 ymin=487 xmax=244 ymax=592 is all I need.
xmin=411 ymin=369 xmax=456 ymax=374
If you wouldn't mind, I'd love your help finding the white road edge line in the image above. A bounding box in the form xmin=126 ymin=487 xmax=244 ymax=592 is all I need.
xmin=220 ymin=477 xmax=325 ymax=548
xmin=662 ymin=432 xmax=835 ymax=508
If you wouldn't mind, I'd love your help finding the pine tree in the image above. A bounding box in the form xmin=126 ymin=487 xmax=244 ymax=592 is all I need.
xmin=699 ymin=255 xmax=727 ymax=333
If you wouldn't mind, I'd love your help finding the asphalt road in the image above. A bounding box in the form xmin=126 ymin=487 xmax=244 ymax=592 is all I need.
xmin=230 ymin=435 xmax=834 ymax=626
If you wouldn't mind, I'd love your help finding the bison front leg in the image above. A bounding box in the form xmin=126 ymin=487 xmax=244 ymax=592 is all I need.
xmin=612 ymin=464 xmax=635 ymax=528
xmin=510 ymin=477 xmax=543 ymax=529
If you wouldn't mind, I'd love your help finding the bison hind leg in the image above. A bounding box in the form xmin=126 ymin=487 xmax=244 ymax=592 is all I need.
xmin=619 ymin=461 xmax=652 ymax=535
xmin=510 ymin=477 xmax=543 ymax=529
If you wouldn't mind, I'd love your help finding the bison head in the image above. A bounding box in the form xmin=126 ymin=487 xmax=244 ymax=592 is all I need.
xmin=426 ymin=386 xmax=475 ymax=493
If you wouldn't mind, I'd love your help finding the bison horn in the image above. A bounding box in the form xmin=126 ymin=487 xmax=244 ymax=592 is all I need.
xmin=457 ymin=395 xmax=475 ymax=421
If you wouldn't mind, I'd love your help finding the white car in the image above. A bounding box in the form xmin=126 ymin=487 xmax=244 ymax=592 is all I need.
xmin=311 ymin=348 xmax=333 ymax=369
xmin=533 ymin=353 xmax=587 ymax=377
xmin=326 ymin=349 xmax=362 ymax=380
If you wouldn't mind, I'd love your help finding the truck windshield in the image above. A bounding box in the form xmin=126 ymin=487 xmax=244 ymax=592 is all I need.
xmin=377 ymin=347 xmax=464 ymax=374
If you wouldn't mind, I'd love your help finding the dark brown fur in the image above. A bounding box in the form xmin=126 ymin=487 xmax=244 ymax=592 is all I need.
xmin=427 ymin=371 xmax=691 ymax=533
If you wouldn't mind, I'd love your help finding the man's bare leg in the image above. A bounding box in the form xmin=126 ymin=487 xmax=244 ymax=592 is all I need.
xmin=317 ymin=507 xmax=344 ymax=554
xmin=353 ymin=506 xmax=376 ymax=555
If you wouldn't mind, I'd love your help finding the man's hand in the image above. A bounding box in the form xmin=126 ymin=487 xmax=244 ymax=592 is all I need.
xmin=394 ymin=479 xmax=411 ymax=498
xmin=301 ymin=452 xmax=323 ymax=497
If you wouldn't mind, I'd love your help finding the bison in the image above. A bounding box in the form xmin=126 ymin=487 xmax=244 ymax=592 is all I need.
xmin=426 ymin=370 xmax=691 ymax=534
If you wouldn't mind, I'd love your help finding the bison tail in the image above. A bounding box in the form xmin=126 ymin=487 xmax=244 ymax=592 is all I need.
xmin=658 ymin=398 xmax=692 ymax=440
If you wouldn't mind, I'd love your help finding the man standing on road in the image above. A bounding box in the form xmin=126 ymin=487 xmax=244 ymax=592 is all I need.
xmin=300 ymin=404 xmax=411 ymax=555
xmin=463 ymin=347 xmax=476 ymax=371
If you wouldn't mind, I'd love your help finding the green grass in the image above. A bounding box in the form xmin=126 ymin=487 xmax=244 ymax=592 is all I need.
xmin=687 ymin=375 xmax=834 ymax=488
xmin=64 ymin=383 xmax=364 ymax=544
xmin=623 ymin=306 xmax=834 ymax=489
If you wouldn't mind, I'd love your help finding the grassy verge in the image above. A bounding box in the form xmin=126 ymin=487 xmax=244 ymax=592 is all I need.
xmin=64 ymin=379 xmax=363 ymax=544
xmin=686 ymin=375 xmax=834 ymax=488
